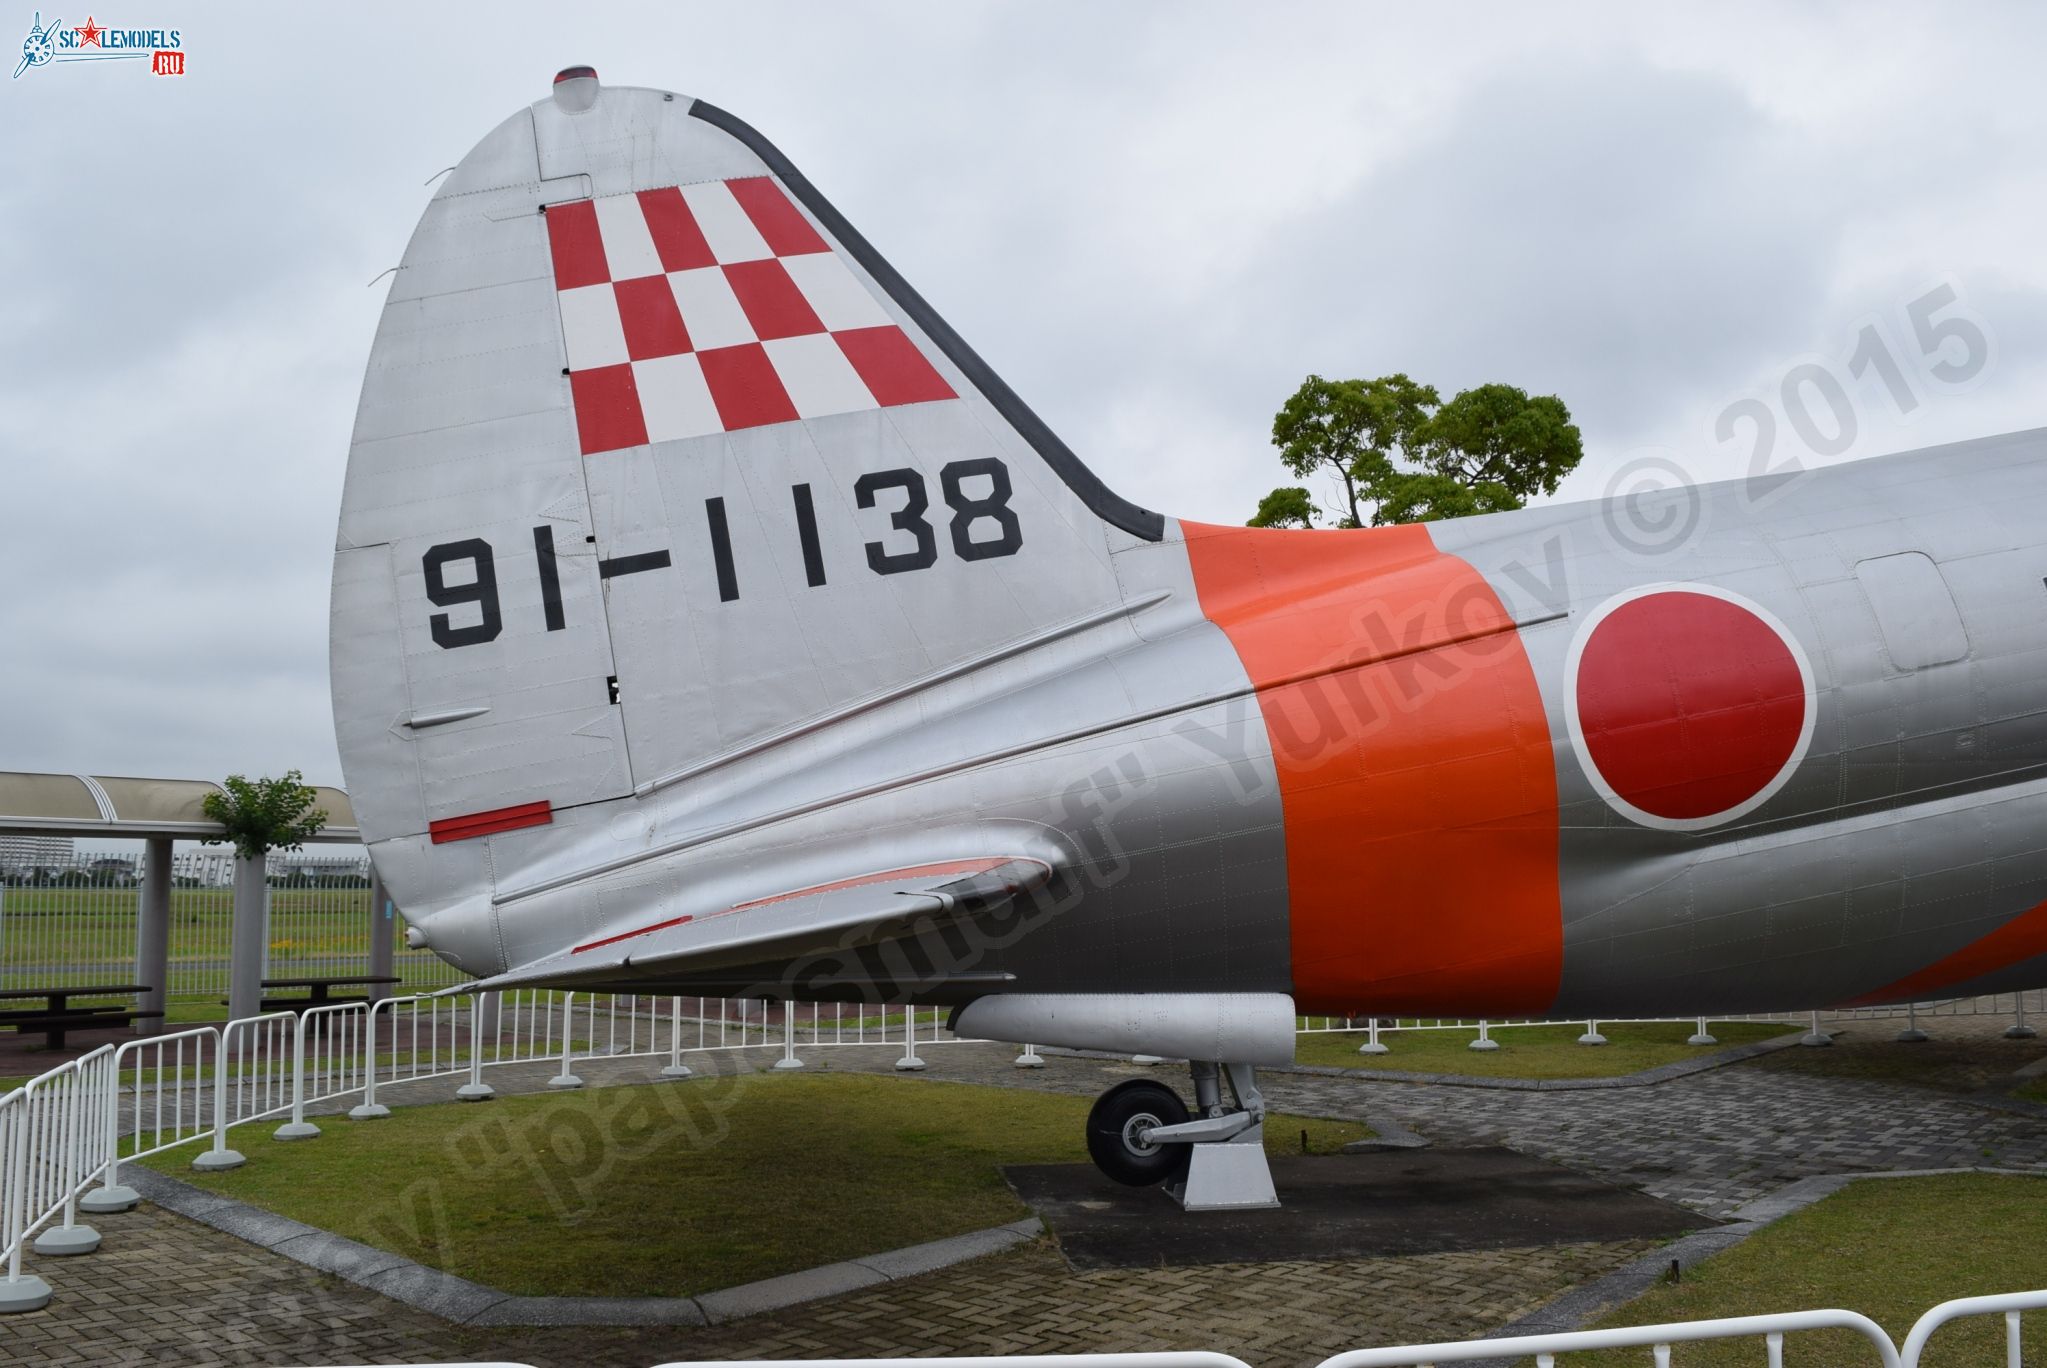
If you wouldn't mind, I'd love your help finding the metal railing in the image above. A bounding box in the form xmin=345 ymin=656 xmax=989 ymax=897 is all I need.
xmin=1296 ymin=991 xmax=2047 ymax=1055
xmin=1296 ymin=1014 xmax=1806 ymax=1056
xmin=0 ymin=983 xmax=991 ymax=1308
xmin=3 ymin=979 xmax=2045 ymax=1318
xmin=451 ymin=1308 xmax=2047 ymax=1368
xmin=2 ymin=1044 xmax=118 ymax=1297
xmin=101 ymin=1024 xmax=222 ymax=1197
xmin=1317 ymin=1308 xmax=1901 ymax=1367
xmin=1899 ymin=1288 xmax=2047 ymax=1367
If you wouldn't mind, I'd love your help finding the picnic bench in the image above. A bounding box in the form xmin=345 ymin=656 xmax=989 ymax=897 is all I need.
xmin=0 ymin=984 xmax=162 ymax=1049
xmin=226 ymin=975 xmax=402 ymax=1015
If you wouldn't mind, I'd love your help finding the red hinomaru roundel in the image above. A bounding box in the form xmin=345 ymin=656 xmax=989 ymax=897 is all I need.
xmin=1564 ymin=584 xmax=1816 ymax=830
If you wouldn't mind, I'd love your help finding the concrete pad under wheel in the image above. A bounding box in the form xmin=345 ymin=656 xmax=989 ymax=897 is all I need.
xmin=1004 ymin=1148 xmax=1720 ymax=1272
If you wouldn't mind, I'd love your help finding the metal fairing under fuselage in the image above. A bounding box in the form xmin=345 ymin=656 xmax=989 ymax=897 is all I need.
xmin=332 ymin=72 xmax=2047 ymax=1202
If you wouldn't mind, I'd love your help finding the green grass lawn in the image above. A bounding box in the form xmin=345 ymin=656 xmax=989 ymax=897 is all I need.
xmin=1748 ymin=1031 xmax=2047 ymax=1095
xmin=1292 ymin=1021 xmax=1792 ymax=1078
xmin=1572 ymin=1174 xmax=2047 ymax=1366
xmin=145 ymin=1071 xmax=1370 ymax=1297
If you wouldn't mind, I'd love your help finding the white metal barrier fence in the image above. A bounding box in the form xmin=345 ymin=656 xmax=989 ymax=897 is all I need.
xmin=343 ymin=1299 xmax=2047 ymax=1367
xmin=1316 ymin=1308 xmax=1902 ymax=1367
xmin=0 ymin=987 xmax=988 ymax=1307
xmin=1900 ymin=1288 xmax=2047 ymax=1367
xmin=2 ymin=1044 xmax=118 ymax=1294
xmin=1297 ymin=990 xmax=2047 ymax=1054
xmin=639 ymin=1296 xmax=2046 ymax=1367
xmin=4 ymin=984 xmax=2047 ymax=1315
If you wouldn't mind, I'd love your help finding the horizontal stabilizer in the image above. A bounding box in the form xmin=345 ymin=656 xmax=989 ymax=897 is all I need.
xmin=466 ymin=855 xmax=1054 ymax=993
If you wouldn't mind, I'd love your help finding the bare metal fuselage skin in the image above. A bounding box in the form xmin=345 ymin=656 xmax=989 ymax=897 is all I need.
xmin=331 ymin=81 xmax=2047 ymax=1027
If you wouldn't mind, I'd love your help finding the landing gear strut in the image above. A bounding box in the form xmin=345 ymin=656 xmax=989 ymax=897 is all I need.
xmin=1083 ymin=1061 xmax=1279 ymax=1210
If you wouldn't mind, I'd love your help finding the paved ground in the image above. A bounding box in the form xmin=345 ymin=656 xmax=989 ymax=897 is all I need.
xmin=7 ymin=1014 xmax=2047 ymax=1367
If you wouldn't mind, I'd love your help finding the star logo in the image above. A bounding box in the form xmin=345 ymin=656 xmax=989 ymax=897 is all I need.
xmin=73 ymin=15 xmax=100 ymax=46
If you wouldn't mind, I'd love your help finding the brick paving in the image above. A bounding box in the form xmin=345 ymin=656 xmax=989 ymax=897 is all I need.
xmin=5 ymin=1020 xmax=2046 ymax=1367
xmin=2 ymin=1210 xmax=1653 ymax=1368
xmin=822 ymin=1027 xmax=2047 ymax=1220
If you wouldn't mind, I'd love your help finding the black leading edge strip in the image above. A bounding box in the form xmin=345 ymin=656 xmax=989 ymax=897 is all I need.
xmin=688 ymin=99 xmax=1165 ymax=544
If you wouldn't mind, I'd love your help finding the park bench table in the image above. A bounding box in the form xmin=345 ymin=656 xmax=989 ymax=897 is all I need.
xmin=250 ymin=974 xmax=402 ymax=1015
xmin=0 ymin=984 xmax=162 ymax=1049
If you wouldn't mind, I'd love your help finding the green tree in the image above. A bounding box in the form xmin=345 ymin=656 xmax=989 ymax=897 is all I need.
xmin=202 ymin=770 xmax=329 ymax=861
xmin=1250 ymin=374 xmax=1582 ymax=529
xmin=1247 ymin=486 xmax=1320 ymax=530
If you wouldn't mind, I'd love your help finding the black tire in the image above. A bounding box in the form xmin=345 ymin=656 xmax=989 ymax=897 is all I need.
xmin=1086 ymin=1079 xmax=1192 ymax=1186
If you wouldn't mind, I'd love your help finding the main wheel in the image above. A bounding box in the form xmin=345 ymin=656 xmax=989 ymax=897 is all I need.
xmin=1086 ymin=1079 xmax=1191 ymax=1186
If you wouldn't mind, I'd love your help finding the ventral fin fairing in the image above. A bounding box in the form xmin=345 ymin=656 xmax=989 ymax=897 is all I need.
xmin=335 ymin=69 xmax=2047 ymax=1203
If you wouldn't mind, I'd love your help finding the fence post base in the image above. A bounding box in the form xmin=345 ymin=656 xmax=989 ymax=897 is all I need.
xmin=0 ymin=1275 xmax=51 ymax=1314
xmin=348 ymin=1102 xmax=392 ymax=1120
xmin=548 ymin=1072 xmax=585 ymax=1089
xmin=771 ymin=1054 xmax=806 ymax=1071
xmin=659 ymin=1062 xmax=695 ymax=1079
xmin=1131 ymin=1055 xmax=1164 ymax=1065
xmin=1896 ymin=1026 xmax=1930 ymax=1042
xmin=454 ymin=1082 xmax=495 ymax=1102
xmin=1577 ymin=1022 xmax=1609 ymax=1046
xmin=192 ymin=1147 xmax=246 ymax=1171
xmin=894 ymin=1054 xmax=928 ymax=1071
xmin=31 ymin=1224 xmax=99 ymax=1257
xmin=2004 ymin=1023 xmax=2039 ymax=1040
xmin=273 ymin=1121 xmax=321 ymax=1141
xmin=1799 ymin=1010 xmax=1832 ymax=1048
xmin=1016 ymin=1045 xmax=1045 ymax=1068
xmin=80 ymin=1185 xmax=139 ymax=1215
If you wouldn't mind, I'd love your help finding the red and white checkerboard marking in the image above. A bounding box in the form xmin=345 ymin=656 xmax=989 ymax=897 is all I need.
xmin=545 ymin=177 xmax=956 ymax=455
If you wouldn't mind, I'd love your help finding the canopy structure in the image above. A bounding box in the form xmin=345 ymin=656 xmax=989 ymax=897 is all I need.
xmin=0 ymin=772 xmax=359 ymax=842
xmin=0 ymin=772 xmax=383 ymax=1031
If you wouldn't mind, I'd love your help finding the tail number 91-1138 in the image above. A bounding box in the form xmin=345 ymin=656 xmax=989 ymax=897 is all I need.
xmin=420 ymin=457 xmax=1024 ymax=649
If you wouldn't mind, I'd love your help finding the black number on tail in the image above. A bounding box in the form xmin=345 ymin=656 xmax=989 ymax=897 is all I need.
xmin=854 ymin=469 xmax=938 ymax=575
xmin=422 ymin=539 xmax=502 ymax=649
xmin=940 ymin=458 xmax=1023 ymax=561
xmin=791 ymin=483 xmax=827 ymax=587
xmin=704 ymin=498 xmax=740 ymax=602
xmin=533 ymin=526 xmax=566 ymax=631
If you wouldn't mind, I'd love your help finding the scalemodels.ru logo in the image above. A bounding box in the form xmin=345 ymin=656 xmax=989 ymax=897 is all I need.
xmin=14 ymin=12 xmax=185 ymax=79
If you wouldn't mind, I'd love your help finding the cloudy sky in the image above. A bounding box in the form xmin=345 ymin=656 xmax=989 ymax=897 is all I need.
xmin=6 ymin=2 xmax=2047 ymax=788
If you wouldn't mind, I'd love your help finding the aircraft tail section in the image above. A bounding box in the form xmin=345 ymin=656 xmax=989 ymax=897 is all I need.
xmin=331 ymin=74 xmax=1164 ymax=933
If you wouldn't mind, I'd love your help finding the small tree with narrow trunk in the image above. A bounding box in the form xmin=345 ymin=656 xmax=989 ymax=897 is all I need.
xmin=201 ymin=770 xmax=328 ymax=861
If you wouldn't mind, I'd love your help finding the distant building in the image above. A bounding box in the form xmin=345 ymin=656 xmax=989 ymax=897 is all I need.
xmin=0 ymin=834 xmax=73 ymax=871
xmin=172 ymin=848 xmax=238 ymax=887
xmin=88 ymin=855 xmax=137 ymax=883
xmin=269 ymin=848 xmax=372 ymax=887
xmin=169 ymin=847 xmax=371 ymax=887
